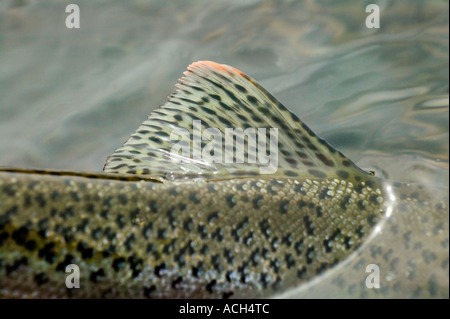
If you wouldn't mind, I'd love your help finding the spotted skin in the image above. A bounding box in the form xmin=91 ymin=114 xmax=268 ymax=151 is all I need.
xmin=279 ymin=183 xmax=449 ymax=299
xmin=0 ymin=61 xmax=448 ymax=298
xmin=1 ymin=171 xmax=387 ymax=298
xmin=103 ymin=61 xmax=366 ymax=183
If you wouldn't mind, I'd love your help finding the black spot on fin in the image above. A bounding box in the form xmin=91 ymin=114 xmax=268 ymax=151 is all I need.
xmin=103 ymin=61 xmax=368 ymax=182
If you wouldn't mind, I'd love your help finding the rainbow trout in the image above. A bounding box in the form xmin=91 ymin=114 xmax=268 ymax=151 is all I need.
xmin=0 ymin=61 xmax=448 ymax=298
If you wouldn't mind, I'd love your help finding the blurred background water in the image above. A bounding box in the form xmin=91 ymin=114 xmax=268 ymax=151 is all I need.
xmin=0 ymin=0 xmax=448 ymax=189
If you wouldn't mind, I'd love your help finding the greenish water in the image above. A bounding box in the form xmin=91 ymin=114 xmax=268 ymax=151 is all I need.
xmin=0 ymin=0 xmax=448 ymax=298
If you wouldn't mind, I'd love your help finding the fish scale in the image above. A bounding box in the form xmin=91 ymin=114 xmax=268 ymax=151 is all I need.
xmin=1 ymin=171 xmax=385 ymax=298
xmin=0 ymin=61 xmax=448 ymax=298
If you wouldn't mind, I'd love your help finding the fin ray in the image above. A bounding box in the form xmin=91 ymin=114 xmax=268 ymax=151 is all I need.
xmin=104 ymin=61 xmax=367 ymax=182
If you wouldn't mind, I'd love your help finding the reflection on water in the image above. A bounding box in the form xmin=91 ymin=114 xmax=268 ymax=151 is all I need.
xmin=0 ymin=0 xmax=448 ymax=298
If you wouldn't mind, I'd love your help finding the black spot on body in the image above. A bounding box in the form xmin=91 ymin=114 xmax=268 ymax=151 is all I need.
xmin=295 ymin=240 xmax=304 ymax=255
xmin=223 ymin=292 xmax=234 ymax=299
xmin=166 ymin=208 xmax=177 ymax=229
xmin=211 ymin=254 xmax=222 ymax=272
xmin=269 ymin=258 xmax=281 ymax=274
xmin=285 ymin=254 xmax=296 ymax=269
xmin=207 ymin=212 xmax=219 ymax=223
xmin=422 ymin=250 xmax=437 ymax=264
xmin=225 ymin=194 xmax=236 ymax=208
xmin=260 ymin=273 xmax=270 ymax=288
xmin=428 ymin=275 xmax=438 ymax=297
xmin=340 ymin=195 xmax=351 ymax=209
xmin=69 ymin=191 xmax=80 ymax=201
xmin=344 ymin=236 xmax=353 ymax=250
xmin=306 ymin=246 xmax=315 ymax=264
xmin=56 ymin=254 xmax=75 ymax=272
xmin=6 ymin=257 xmax=28 ymax=274
xmin=2 ymin=184 xmax=16 ymax=197
xmin=0 ymin=232 xmax=8 ymax=246
xmin=271 ymin=237 xmax=279 ymax=252
xmin=34 ymin=273 xmax=49 ymax=286
xmin=91 ymin=227 xmax=102 ymax=240
xmin=12 ymin=226 xmax=29 ymax=246
xmin=316 ymin=262 xmax=329 ymax=274
xmin=319 ymin=189 xmax=329 ymax=200
xmin=25 ymin=240 xmax=37 ymax=251
xmin=115 ymin=215 xmax=126 ymax=229
xmin=189 ymin=192 xmax=201 ymax=204
xmin=143 ymin=285 xmax=156 ymax=298
xmin=23 ymin=194 xmax=31 ymax=208
xmin=124 ymin=234 xmax=135 ymax=251
xmin=243 ymin=232 xmax=254 ymax=246
xmin=197 ymin=225 xmax=208 ymax=239
xmin=77 ymin=241 xmax=94 ymax=259
xmin=112 ymin=257 xmax=126 ymax=272
xmin=316 ymin=206 xmax=323 ymax=217
xmin=250 ymin=249 xmax=260 ymax=266
xmin=367 ymin=214 xmax=377 ymax=227
xmin=39 ymin=243 xmax=56 ymax=264
xmin=171 ymin=277 xmax=183 ymax=290
xmin=163 ymin=240 xmax=176 ymax=255
xmin=282 ymin=234 xmax=293 ymax=247
xmin=297 ymin=267 xmax=307 ymax=279
xmin=212 ymin=228 xmax=224 ymax=242
xmin=253 ymin=195 xmax=264 ymax=209
xmin=174 ymin=250 xmax=187 ymax=268
xmin=35 ymin=193 xmax=47 ymax=208
xmin=297 ymin=199 xmax=306 ymax=208
xmin=85 ymin=203 xmax=95 ymax=214
xmin=117 ymin=194 xmax=128 ymax=205
xmin=365 ymin=180 xmax=376 ymax=188
xmin=90 ymin=269 xmax=105 ymax=283
xmin=168 ymin=187 xmax=178 ymax=196
xmin=403 ymin=231 xmax=412 ymax=249
xmin=200 ymin=244 xmax=209 ymax=255
xmin=206 ymin=280 xmax=217 ymax=293
xmin=294 ymin=184 xmax=306 ymax=195
xmin=259 ymin=219 xmax=271 ymax=238
xmin=355 ymin=226 xmax=365 ymax=238
xmin=279 ymin=200 xmax=289 ymax=214
xmin=303 ymin=216 xmax=315 ymax=235
xmin=183 ymin=218 xmax=193 ymax=232
xmin=369 ymin=194 xmax=379 ymax=205
xmin=192 ymin=262 xmax=206 ymax=278
xmin=223 ymin=249 xmax=234 ymax=264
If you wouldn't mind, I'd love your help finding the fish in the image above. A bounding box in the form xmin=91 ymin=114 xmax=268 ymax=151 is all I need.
xmin=0 ymin=61 xmax=448 ymax=298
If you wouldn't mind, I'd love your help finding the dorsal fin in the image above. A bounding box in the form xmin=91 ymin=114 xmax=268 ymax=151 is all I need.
xmin=104 ymin=61 xmax=368 ymax=182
